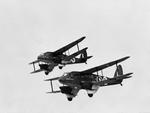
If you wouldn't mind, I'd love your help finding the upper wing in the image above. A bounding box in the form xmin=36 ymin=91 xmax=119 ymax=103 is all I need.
xmin=53 ymin=36 xmax=86 ymax=55
xmin=81 ymin=56 xmax=130 ymax=74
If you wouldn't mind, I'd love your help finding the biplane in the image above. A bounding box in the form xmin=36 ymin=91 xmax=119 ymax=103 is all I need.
xmin=45 ymin=56 xmax=133 ymax=101
xmin=29 ymin=37 xmax=92 ymax=75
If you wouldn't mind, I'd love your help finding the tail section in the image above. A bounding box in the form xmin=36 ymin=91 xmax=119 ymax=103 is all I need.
xmin=79 ymin=49 xmax=92 ymax=62
xmin=113 ymin=64 xmax=133 ymax=86
xmin=114 ymin=65 xmax=123 ymax=77
xmin=63 ymin=47 xmax=92 ymax=64
xmin=80 ymin=48 xmax=87 ymax=59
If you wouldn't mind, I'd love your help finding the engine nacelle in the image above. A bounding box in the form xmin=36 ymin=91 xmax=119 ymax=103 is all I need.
xmin=60 ymin=86 xmax=75 ymax=101
xmin=59 ymin=86 xmax=73 ymax=95
xmin=39 ymin=64 xmax=49 ymax=70
xmin=86 ymin=85 xmax=99 ymax=97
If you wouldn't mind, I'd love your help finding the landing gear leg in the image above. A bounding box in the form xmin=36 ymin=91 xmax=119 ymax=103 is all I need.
xmin=59 ymin=66 xmax=63 ymax=69
xmin=88 ymin=94 xmax=93 ymax=97
xmin=45 ymin=71 xmax=49 ymax=75
xmin=67 ymin=97 xmax=73 ymax=101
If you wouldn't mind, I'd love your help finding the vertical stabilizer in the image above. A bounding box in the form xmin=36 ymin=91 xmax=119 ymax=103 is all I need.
xmin=80 ymin=49 xmax=87 ymax=59
xmin=114 ymin=65 xmax=123 ymax=77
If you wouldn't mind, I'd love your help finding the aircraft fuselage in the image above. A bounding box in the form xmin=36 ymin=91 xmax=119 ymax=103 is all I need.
xmin=38 ymin=52 xmax=66 ymax=64
xmin=59 ymin=72 xmax=100 ymax=90
xmin=37 ymin=51 xmax=90 ymax=66
xmin=59 ymin=72 xmax=124 ymax=90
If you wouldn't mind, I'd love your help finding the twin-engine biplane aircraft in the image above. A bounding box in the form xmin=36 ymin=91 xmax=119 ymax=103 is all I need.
xmin=45 ymin=56 xmax=133 ymax=101
xmin=29 ymin=37 xmax=92 ymax=75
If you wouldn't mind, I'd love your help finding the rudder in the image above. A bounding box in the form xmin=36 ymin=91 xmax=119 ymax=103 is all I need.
xmin=114 ymin=65 xmax=123 ymax=77
xmin=80 ymin=49 xmax=87 ymax=59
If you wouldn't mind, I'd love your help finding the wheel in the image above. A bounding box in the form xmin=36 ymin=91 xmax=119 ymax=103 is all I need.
xmin=67 ymin=97 xmax=72 ymax=101
xmin=88 ymin=94 xmax=93 ymax=97
xmin=45 ymin=71 xmax=49 ymax=75
xmin=59 ymin=66 xmax=63 ymax=69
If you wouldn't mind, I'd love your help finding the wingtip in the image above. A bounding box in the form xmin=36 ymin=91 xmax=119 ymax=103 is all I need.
xmin=81 ymin=36 xmax=86 ymax=40
xmin=126 ymin=56 xmax=130 ymax=59
xmin=46 ymin=92 xmax=52 ymax=94
xmin=120 ymin=56 xmax=130 ymax=61
xmin=84 ymin=47 xmax=88 ymax=50
xmin=44 ymin=79 xmax=50 ymax=81
xmin=123 ymin=56 xmax=130 ymax=60
xmin=82 ymin=36 xmax=86 ymax=38
xmin=129 ymin=72 xmax=133 ymax=75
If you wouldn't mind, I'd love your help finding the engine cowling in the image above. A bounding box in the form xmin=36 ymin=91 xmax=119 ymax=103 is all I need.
xmin=60 ymin=86 xmax=75 ymax=101
xmin=86 ymin=85 xmax=99 ymax=97
xmin=59 ymin=86 xmax=73 ymax=95
xmin=39 ymin=64 xmax=54 ymax=71
xmin=39 ymin=64 xmax=49 ymax=70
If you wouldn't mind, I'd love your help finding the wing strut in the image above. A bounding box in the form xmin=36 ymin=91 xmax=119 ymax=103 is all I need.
xmin=32 ymin=63 xmax=35 ymax=71
xmin=101 ymin=70 xmax=103 ymax=76
xmin=97 ymin=70 xmax=103 ymax=76
xmin=116 ymin=63 xmax=118 ymax=68
xmin=45 ymin=77 xmax=60 ymax=93
xmin=77 ymin=43 xmax=80 ymax=51
xmin=68 ymin=50 xmax=70 ymax=56
xmin=64 ymin=52 xmax=67 ymax=55
xmin=97 ymin=71 xmax=99 ymax=75
xmin=50 ymin=80 xmax=54 ymax=92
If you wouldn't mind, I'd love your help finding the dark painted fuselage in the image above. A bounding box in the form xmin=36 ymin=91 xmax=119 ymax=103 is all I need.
xmin=59 ymin=72 xmax=100 ymax=90
xmin=59 ymin=72 xmax=124 ymax=90
xmin=38 ymin=52 xmax=67 ymax=64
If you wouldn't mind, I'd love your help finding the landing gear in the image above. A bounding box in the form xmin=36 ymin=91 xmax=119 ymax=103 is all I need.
xmin=59 ymin=66 xmax=63 ymax=69
xmin=67 ymin=97 xmax=73 ymax=101
xmin=88 ymin=94 xmax=93 ymax=97
xmin=45 ymin=71 xmax=49 ymax=75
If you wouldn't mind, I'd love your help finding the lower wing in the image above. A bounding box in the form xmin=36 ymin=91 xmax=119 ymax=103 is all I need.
xmin=30 ymin=69 xmax=43 ymax=74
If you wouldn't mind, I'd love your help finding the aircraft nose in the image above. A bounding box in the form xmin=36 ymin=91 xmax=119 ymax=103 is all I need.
xmin=38 ymin=54 xmax=44 ymax=59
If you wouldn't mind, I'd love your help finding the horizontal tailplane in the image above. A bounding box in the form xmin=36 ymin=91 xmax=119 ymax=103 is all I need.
xmin=87 ymin=56 xmax=93 ymax=59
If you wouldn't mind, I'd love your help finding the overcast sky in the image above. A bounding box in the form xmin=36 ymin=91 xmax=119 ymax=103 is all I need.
xmin=1 ymin=0 xmax=150 ymax=113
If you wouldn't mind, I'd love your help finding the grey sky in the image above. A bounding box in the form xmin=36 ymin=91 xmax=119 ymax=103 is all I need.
xmin=1 ymin=0 xmax=150 ymax=113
